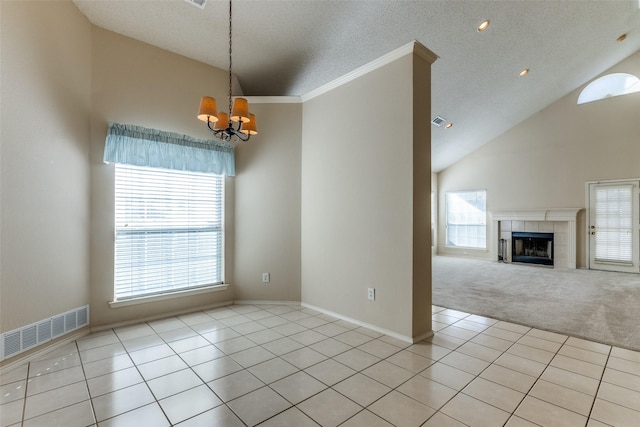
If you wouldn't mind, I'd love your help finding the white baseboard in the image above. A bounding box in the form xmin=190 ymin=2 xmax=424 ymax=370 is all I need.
xmin=233 ymin=300 xmax=301 ymax=306
xmin=90 ymin=300 xmax=234 ymax=333
xmin=301 ymin=303 xmax=434 ymax=344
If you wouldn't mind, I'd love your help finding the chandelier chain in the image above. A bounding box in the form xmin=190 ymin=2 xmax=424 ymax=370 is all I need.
xmin=198 ymin=0 xmax=253 ymax=142
xmin=228 ymin=0 xmax=233 ymax=119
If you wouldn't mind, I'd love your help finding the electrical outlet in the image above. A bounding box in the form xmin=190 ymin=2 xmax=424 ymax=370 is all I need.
xmin=262 ymin=273 xmax=270 ymax=283
xmin=367 ymin=287 xmax=375 ymax=301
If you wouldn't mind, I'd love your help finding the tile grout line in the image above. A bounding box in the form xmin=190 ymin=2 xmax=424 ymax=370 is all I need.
xmin=501 ymin=330 xmax=570 ymax=426
xmin=106 ymin=322 xmax=173 ymax=426
xmin=430 ymin=312 xmax=525 ymax=426
xmin=75 ymin=339 xmax=99 ymax=427
xmin=20 ymin=358 xmax=31 ymax=425
xmin=584 ymin=345 xmax=612 ymax=425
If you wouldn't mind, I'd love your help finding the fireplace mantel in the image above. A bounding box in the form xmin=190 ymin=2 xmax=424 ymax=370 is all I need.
xmin=492 ymin=208 xmax=582 ymax=269
xmin=493 ymin=208 xmax=581 ymax=222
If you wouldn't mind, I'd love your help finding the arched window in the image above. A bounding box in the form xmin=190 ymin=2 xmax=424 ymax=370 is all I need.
xmin=577 ymin=73 xmax=640 ymax=105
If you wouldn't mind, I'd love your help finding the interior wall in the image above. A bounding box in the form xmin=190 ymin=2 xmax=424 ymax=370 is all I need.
xmin=233 ymin=101 xmax=302 ymax=302
xmin=301 ymin=48 xmax=433 ymax=339
xmin=0 ymin=1 xmax=91 ymax=332
xmin=411 ymin=53 xmax=433 ymax=337
xmin=89 ymin=27 xmax=235 ymax=327
xmin=438 ymin=50 xmax=640 ymax=267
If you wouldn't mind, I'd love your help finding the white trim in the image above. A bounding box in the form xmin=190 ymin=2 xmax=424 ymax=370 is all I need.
xmin=585 ymin=178 xmax=640 ymax=273
xmin=301 ymin=40 xmax=437 ymax=102
xmin=413 ymin=41 xmax=439 ymax=64
xmin=301 ymin=303 xmax=432 ymax=344
xmin=109 ymin=284 xmax=230 ymax=308
xmin=92 ymin=300 xmax=234 ymax=333
xmin=240 ymin=42 xmax=438 ymax=105
xmin=244 ymin=96 xmax=302 ymax=104
xmin=233 ymin=300 xmax=301 ymax=306
xmin=492 ymin=208 xmax=581 ymax=222
xmin=586 ymin=177 xmax=640 ymax=269
xmin=413 ymin=329 xmax=435 ymax=342
xmin=0 ymin=329 xmax=90 ymax=374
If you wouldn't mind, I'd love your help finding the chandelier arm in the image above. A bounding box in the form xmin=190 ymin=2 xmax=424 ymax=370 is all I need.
xmin=206 ymin=119 xmax=217 ymax=134
xmin=235 ymin=131 xmax=250 ymax=142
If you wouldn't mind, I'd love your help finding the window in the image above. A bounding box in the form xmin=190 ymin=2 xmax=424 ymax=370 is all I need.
xmin=577 ymin=73 xmax=640 ymax=105
xmin=114 ymin=164 xmax=224 ymax=300
xmin=446 ymin=190 xmax=487 ymax=249
xmin=594 ymin=184 xmax=633 ymax=263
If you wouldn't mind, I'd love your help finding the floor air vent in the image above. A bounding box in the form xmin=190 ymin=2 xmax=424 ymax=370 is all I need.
xmin=1 ymin=305 xmax=89 ymax=361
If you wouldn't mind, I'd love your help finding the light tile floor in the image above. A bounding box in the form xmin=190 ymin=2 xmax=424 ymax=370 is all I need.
xmin=1 ymin=304 xmax=639 ymax=426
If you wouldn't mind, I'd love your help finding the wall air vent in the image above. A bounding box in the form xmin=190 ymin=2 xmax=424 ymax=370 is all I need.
xmin=431 ymin=116 xmax=447 ymax=127
xmin=0 ymin=305 xmax=89 ymax=361
xmin=184 ymin=0 xmax=207 ymax=9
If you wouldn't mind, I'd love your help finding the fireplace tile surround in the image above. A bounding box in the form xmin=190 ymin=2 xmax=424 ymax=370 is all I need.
xmin=493 ymin=209 xmax=582 ymax=269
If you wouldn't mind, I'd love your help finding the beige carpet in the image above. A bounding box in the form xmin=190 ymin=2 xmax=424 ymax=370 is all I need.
xmin=432 ymin=256 xmax=640 ymax=351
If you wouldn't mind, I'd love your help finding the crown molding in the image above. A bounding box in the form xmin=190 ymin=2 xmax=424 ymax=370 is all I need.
xmin=492 ymin=208 xmax=582 ymax=222
xmin=413 ymin=40 xmax=439 ymax=64
xmin=301 ymin=40 xmax=438 ymax=102
xmin=244 ymin=96 xmax=302 ymax=104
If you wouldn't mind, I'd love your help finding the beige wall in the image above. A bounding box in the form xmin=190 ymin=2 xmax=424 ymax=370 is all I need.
xmin=233 ymin=101 xmax=302 ymax=301
xmin=0 ymin=1 xmax=91 ymax=332
xmin=411 ymin=54 xmax=433 ymax=337
xmin=89 ymin=27 xmax=235 ymax=326
xmin=0 ymin=3 xmax=303 ymax=334
xmin=301 ymin=48 xmax=434 ymax=339
xmin=438 ymin=51 xmax=640 ymax=267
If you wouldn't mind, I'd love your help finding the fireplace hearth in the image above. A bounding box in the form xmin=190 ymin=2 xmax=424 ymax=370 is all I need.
xmin=512 ymin=232 xmax=554 ymax=266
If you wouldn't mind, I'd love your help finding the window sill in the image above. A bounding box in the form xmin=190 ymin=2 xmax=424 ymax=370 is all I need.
xmin=109 ymin=284 xmax=230 ymax=308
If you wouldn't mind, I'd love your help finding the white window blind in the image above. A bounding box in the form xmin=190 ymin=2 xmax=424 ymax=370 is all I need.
xmin=595 ymin=185 xmax=633 ymax=263
xmin=114 ymin=164 xmax=224 ymax=300
xmin=446 ymin=190 xmax=487 ymax=249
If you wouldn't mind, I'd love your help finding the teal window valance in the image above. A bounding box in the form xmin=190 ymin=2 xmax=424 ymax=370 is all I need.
xmin=103 ymin=122 xmax=235 ymax=176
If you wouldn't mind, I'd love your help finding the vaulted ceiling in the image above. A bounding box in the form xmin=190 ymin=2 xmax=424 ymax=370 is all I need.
xmin=73 ymin=0 xmax=640 ymax=171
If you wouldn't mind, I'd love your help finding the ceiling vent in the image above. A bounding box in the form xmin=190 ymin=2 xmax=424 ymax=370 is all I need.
xmin=431 ymin=116 xmax=447 ymax=127
xmin=184 ymin=0 xmax=207 ymax=9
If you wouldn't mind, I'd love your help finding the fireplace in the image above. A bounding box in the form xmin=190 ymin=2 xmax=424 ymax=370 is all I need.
xmin=493 ymin=209 xmax=581 ymax=269
xmin=512 ymin=232 xmax=554 ymax=266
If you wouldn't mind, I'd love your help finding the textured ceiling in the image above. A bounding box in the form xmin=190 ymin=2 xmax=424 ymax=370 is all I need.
xmin=73 ymin=0 xmax=640 ymax=171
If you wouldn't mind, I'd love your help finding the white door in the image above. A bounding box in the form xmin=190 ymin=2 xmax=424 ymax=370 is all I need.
xmin=588 ymin=180 xmax=639 ymax=273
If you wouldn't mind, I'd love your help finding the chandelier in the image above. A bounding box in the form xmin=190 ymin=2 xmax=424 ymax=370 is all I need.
xmin=197 ymin=0 xmax=257 ymax=142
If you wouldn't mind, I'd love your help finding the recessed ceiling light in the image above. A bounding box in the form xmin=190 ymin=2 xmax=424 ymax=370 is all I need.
xmin=477 ymin=20 xmax=490 ymax=32
xmin=617 ymin=34 xmax=627 ymax=42
xmin=519 ymin=69 xmax=530 ymax=77
xmin=445 ymin=123 xmax=453 ymax=129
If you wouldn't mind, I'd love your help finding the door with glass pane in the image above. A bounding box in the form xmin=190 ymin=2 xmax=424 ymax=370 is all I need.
xmin=588 ymin=180 xmax=639 ymax=273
